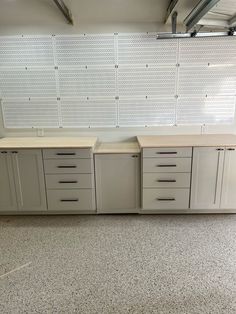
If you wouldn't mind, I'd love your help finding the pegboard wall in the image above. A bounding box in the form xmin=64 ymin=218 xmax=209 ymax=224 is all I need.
xmin=0 ymin=33 xmax=236 ymax=128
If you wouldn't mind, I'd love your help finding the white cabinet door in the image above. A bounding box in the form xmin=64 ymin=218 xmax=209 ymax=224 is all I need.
xmin=221 ymin=147 xmax=236 ymax=209
xmin=95 ymin=154 xmax=140 ymax=213
xmin=0 ymin=151 xmax=17 ymax=211
xmin=190 ymin=147 xmax=224 ymax=209
xmin=12 ymin=149 xmax=47 ymax=211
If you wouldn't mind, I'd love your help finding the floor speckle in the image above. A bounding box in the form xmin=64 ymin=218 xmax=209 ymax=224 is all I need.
xmin=0 ymin=214 xmax=236 ymax=314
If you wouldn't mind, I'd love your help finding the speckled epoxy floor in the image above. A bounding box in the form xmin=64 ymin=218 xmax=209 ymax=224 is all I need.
xmin=0 ymin=214 xmax=236 ymax=314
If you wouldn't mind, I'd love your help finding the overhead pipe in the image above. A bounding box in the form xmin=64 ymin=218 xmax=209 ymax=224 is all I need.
xmin=52 ymin=0 xmax=73 ymax=25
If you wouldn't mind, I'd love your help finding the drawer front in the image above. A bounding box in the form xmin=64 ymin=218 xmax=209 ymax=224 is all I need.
xmin=143 ymin=189 xmax=190 ymax=210
xmin=44 ymin=159 xmax=93 ymax=174
xmin=45 ymin=174 xmax=93 ymax=189
xmin=47 ymin=189 xmax=95 ymax=211
xmin=143 ymin=147 xmax=192 ymax=158
xmin=43 ymin=148 xmax=91 ymax=159
xmin=143 ymin=173 xmax=191 ymax=188
xmin=143 ymin=158 xmax=192 ymax=173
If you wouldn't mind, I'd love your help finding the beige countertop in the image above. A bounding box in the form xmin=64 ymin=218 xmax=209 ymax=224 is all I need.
xmin=95 ymin=142 xmax=140 ymax=154
xmin=0 ymin=137 xmax=98 ymax=149
xmin=137 ymin=134 xmax=236 ymax=148
xmin=1 ymin=134 xmax=236 ymax=150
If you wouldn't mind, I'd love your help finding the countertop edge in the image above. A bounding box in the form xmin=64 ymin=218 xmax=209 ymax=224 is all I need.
xmin=137 ymin=134 xmax=236 ymax=148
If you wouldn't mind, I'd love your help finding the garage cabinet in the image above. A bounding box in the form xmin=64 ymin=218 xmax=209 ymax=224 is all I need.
xmin=191 ymin=147 xmax=236 ymax=210
xmin=0 ymin=149 xmax=47 ymax=212
xmin=43 ymin=148 xmax=96 ymax=212
xmin=95 ymin=154 xmax=140 ymax=213
xmin=0 ymin=151 xmax=17 ymax=211
xmin=142 ymin=147 xmax=192 ymax=211
xmin=221 ymin=147 xmax=236 ymax=209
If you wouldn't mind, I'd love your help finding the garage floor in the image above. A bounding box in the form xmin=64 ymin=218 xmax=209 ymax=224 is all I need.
xmin=0 ymin=214 xmax=236 ymax=314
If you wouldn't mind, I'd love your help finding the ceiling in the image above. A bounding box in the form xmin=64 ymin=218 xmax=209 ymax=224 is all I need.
xmin=0 ymin=0 xmax=195 ymax=28
xmin=0 ymin=0 xmax=235 ymax=33
xmin=199 ymin=0 xmax=236 ymax=30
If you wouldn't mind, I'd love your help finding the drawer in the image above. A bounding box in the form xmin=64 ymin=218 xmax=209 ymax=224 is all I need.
xmin=143 ymin=189 xmax=190 ymax=210
xmin=143 ymin=173 xmax=191 ymax=188
xmin=43 ymin=148 xmax=91 ymax=159
xmin=143 ymin=158 xmax=192 ymax=173
xmin=47 ymin=189 xmax=95 ymax=211
xmin=143 ymin=147 xmax=192 ymax=158
xmin=45 ymin=174 xmax=93 ymax=189
xmin=44 ymin=159 xmax=93 ymax=174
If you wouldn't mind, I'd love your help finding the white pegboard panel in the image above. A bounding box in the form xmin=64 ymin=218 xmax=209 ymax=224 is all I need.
xmin=0 ymin=33 xmax=236 ymax=129
xmin=118 ymin=33 xmax=178 ymax=66
xmin=2 ymin=99 xmax=59 ymax=128
xmin=0 ymin=36 xmax=54 ymax=68
xmin=178 ymin=65 xmax=236 ymax=96
xmin=58 ymin=67 xmax=116 ymax=98
xmin=55 ymin=34 xmax=116 ymax=66
xmin=118 ymin=66 xmax=177 ymax=97
xmin=177 ymin=96 xmax=236 ymax=125
xmin=179 ymin=37 xmax=236 ymax=66
xmin=0 ymin=68 xmax=57 ymax=98
xmin=119 ymin=97 xmax=176 ymax=126
xmin=60 ymin=99 xmax=117 ymax=127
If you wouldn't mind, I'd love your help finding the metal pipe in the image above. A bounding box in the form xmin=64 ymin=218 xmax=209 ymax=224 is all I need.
xmin=172 ymin=11 xmax=178 ymax=34
xmin=165 ymin=0 xmax=179 ymax=24
xmin=156 ymin=31 xmax=236 ymax=39
xmin=53 ymin=0 xmax=73 ymax=25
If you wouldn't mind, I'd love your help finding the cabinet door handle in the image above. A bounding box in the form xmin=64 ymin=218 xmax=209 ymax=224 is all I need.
xmin=157 ymin=164 xmax=177 ymax=167
xmin=1 ymin=151 xmax=7 ymax=154
xmin=156 ymin=152 xmax=177 ymax=155
xmin=59 ymin=181 xmax=78 ymax=184
xmin=216 ymin=148 xmax=224 ymax=151
xmin=56 ymin=153 xmax=76 ymax=156
xmin=157 ymin=179 xmax=176 ymax=182
xmin=57 ymin=165 xmax=77 ymax=168
xmin=12 ymin=151 xmax=18 ymax=154
xmin=60 ymin=199 xmax=79 ymax=202
xmin=227 ymin=148 xmax=235 ymax=151
xmin=157 ymin=198 xmax=175 ymax=201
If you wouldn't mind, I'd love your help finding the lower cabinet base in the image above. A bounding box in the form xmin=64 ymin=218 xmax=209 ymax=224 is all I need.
xmin=0 ymin=209 xmax=236 ymax=214
xmin=0 ymin=211 xmax=96 ymax=215
xmin=139 ymin=209 xmax=236 ymax=214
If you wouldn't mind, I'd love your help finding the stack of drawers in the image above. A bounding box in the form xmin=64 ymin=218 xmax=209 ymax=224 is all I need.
xmin=142 ymin=147 xmax=192 ymax=210
xmin=43 ymin=148 xmax=96 ymax=212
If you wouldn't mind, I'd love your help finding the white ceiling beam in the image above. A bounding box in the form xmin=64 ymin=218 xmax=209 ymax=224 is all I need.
xmin=184 ymin=0 xmax=220 ymax=31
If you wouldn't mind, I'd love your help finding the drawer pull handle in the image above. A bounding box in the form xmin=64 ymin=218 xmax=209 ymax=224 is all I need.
xmin=60 ymin=199 xmax=79 ymax=202
xmin=157 ymin=152 xmax=177 ymax=155
xmin=59 ymin=181 xmax=78 ymax=184
xmin=1 ymin=151 xmax=7 ymax=154
xmin=157 ymin=179 xmax=176 ymax=183
xmin=216 ymin=148 xmax=224 ymax=151
xmin=157 ymin=198 xmax=175 ymax=201
xmin=56 ymin=153 xmax=76 ymax=156
xmin=57 ymin=165 xmax=77 ymax=168
xmin=157 ymin=164 xmax=177 ymax=167
xmin=227 ymin=148 xmax=235 ymax=151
